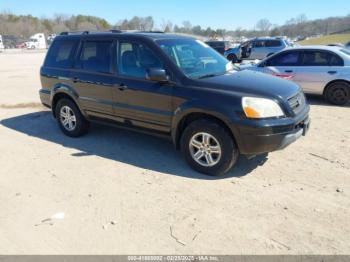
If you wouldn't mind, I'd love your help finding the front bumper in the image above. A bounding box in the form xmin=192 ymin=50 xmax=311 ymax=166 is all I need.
xmin=232 ymin=108 xmax=310 ymax=155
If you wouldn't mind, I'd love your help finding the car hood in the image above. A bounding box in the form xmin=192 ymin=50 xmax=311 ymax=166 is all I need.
xmin=191 ymin=70 xmax=300 ymax=100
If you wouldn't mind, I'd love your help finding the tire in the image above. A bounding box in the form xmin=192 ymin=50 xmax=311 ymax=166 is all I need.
xmin=325 ymin=81 xmax=350 ymax=105
xmin=227 ymin=54 xmax=238 ymax=63
xmin=55 ymin=98 xmax=89 ymax=137
xmin=180 ymin=119 xmax=239 ymax=176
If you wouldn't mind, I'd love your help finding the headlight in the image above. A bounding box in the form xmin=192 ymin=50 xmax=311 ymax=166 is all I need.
xmin=242 ymin=97 xmax=284 ymax=119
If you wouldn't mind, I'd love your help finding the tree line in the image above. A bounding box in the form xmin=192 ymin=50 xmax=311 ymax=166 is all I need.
xmin=1 ymin=11 xmax=350 ymax=40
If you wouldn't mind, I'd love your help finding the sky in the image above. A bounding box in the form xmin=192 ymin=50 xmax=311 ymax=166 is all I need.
xmin=0 ymin=0 xmax=349 ymax=30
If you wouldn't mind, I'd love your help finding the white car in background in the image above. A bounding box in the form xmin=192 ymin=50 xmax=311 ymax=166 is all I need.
xmin=26 ymin=33 xmax=47 ymax=49
xmin=240 ymin=46 xmax=350 ymax=105
xmin=0 ymin=35 xmax=4 ymax=50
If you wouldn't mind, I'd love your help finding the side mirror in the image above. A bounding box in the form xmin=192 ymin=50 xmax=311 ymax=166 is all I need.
xmin=146 ymin=68 xmax=169 ymax=82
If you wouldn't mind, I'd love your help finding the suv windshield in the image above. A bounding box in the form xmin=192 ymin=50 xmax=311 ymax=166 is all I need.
xmin=156 ymin=39 xmax=234 ymax=79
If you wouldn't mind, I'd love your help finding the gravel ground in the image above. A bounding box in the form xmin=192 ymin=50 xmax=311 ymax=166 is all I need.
xmin=0 ymin=51 xmax=349 ymax=254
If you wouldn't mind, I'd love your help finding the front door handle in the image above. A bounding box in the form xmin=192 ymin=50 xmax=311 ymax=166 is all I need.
xmin=285 ymin=70 xmax=293 ymax=73
xmin=72 ymin=77 xmax=80 ymax=83
xmin=328 ymin=71 xmax=337 ymax=75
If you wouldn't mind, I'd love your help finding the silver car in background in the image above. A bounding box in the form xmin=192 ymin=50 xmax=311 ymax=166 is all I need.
xmin=241 ymin=46 xmax=350 ymax=105
xmin=224 ymin=37 xmax=294 ymax=62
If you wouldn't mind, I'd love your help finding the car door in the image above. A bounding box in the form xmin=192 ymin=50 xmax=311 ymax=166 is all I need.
xmin=250 ymin=40 xmax=266 ymax=60
xmin=111 ymin=39 xmax=173 ymax=132
xmin=294 ymin=50 xmax=344 ymax=94
xmin=265 ymin=40 xmax=283 ymax=57
xmin=72 ymin=39 xmax=115 ymax=117
xmin=259 ymin=50 xmax=301 ymax=81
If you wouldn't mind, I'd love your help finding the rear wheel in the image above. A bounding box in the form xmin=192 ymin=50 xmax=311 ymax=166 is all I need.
xmin=227 ymin=54 xmax=238 ymax=63
xmin=181 ymin=119 xmax=238 ymax=176
xmin=325 ymin=81 xmax=350 ymax=105
xmin=55 ymin=98 xmax=89 ymax=137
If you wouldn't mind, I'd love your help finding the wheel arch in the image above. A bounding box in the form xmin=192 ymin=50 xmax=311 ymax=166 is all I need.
xmin=323 ymin=79 xmax=350 ymax=96
xmin=172 ymin=111 xmax=238 ymax=150
xmin=51 ymin=90 xmax=84 ymax=118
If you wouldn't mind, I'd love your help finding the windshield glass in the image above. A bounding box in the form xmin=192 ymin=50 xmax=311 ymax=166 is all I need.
xmin=156 ymin=38 xmax=235 ymax=79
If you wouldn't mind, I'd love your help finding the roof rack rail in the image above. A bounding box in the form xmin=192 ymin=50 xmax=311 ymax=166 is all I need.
xmin=60 ymin=31 xmax=89 ymax=35
xmin=138 ymin=31 xmax=164 ymax=34
xmin=109 ymin=29 xmax=123 ymax=33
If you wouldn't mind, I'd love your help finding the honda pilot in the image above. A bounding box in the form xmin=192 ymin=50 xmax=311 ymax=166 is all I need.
xmin=39 ymin=31 xmax=310 ymax=176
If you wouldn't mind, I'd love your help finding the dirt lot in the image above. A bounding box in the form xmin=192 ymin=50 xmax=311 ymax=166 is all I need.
xmin=0 ymin=51 xmax=349 ymax=254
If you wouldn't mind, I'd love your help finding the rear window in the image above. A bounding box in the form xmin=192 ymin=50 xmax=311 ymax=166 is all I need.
xmin=44 ymin=39 xmax=78 ymax=68
xmin=75 ymin=41 xmax=113 ymax=73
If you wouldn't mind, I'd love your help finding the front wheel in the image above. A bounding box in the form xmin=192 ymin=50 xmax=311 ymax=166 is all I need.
xmin=55 ymin=98 xmax=90 ymax=137
xmin=181 ymin=119 xmax=238 ymax=176
xmin=325 ymin=82 xmax=350 ymax=105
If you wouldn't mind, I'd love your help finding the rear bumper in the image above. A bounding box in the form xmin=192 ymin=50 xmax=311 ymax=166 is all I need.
xmin=232 ymin=108 xmax=310 ymax=155
xmin=39 ymin=89 xmax=51 ymax=108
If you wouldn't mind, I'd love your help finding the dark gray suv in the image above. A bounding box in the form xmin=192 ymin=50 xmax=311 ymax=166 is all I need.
xmin=39 ymin=31 xmax=310 ymax=176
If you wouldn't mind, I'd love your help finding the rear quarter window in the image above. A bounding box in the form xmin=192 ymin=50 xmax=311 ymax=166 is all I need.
xmin=44 ymin=39 xmax=78 ymax=68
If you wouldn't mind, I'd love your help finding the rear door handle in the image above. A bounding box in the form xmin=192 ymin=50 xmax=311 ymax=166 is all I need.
xmin=328 ymin=71 xmax=337 ymax=75
xmin=115 ymin=83 xmax=128 ymax=91
xmin=285 ymin=70 xmax=293 ymax=73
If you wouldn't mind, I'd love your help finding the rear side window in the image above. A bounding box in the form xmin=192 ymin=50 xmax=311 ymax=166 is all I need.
xmin=301 ymin=51 xmax=344 ymax=66
xmin=45 ymin=39 xmax=78 ymax=68
xmin=265 ymin=40 xmax=281 ymax=47
xmin=266 ymin=51 xmax=300 ymax=66
xmin=75 ymin=41 xmax=113 ymax=73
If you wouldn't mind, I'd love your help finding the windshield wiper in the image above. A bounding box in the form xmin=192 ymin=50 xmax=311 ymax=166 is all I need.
xmin=197 ymin=73 xmax=222 ymax=79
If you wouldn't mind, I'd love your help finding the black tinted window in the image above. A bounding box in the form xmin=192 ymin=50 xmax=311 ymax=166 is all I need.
xmin=76 ymin=41 xmax=113 ymax=73
xmin=265 ymin=40 xmax=281 ymax=47
xmin=45 ymin=39 xmax=77 ymax=68
xmin=266 ymin=51 xmax=300 ymax=66
xmin=301 ymin=51 xmax=343 ymax=66
xmin=118 ymin=42 xmax=162 ymax=78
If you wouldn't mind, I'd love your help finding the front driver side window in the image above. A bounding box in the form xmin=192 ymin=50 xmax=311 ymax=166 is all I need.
xmin=118 ymin=42 xmax=163 ymax=79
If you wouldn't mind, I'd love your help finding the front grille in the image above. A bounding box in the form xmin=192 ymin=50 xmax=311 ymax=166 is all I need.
xmin=288 ymin=92 xmax=305 ymax=114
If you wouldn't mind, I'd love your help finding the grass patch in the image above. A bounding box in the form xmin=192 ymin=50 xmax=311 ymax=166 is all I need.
xmin=299 ymin=33 xmax=350 ymax=45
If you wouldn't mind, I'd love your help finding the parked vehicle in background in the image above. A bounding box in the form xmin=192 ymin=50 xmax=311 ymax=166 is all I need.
xmin=26 ymin=33 xmax=47 ymax=49
xmin=205 ymin=40 xmax=232 ymax=55
xmin=15 ymin=42 xmax=27 ymax=49
xmin=47 ymin=34 xmax=57 ymax=46
xmin=0 ymin=35 xmax=4 ymax=50
xmin=225 ymin=37 xmax=293 ymax=62
xmin=241 ymin=46 xmax=350 ymax=105
xmin=39 ymin=31 xmax=309 ymax=176
xmin=345 ymin=41 xmax=350 ymax=49
xmin=0 ymin=35 xmax=26 ymax=49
